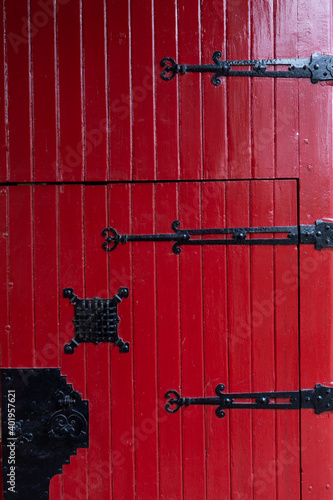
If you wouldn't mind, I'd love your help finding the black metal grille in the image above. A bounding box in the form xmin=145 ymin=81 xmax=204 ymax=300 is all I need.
xmin=63 ymin=287 xmax=130 ymax=354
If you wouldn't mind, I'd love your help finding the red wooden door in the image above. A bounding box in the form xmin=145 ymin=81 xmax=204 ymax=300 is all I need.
xmin=1 ymin=1 xmax=333 ymax=499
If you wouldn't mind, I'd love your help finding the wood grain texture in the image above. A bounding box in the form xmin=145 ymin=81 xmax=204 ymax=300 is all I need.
xmin=5 ymin=0 xmax=32 ymax=181
xmin=298 ymin=0 xmax=333 ymax=495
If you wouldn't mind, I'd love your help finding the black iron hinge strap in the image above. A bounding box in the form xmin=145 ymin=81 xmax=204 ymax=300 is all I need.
xmin=165 ymin=383 xmax=333 ymax=419
xmin=102 ymin=219 xmax=333 ymax=254
xmin=161 ymin=52 xmax=333 ymax=85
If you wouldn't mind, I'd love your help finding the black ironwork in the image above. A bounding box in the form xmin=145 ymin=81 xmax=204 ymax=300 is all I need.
xmin=1 ymin=368 xmax=89 ymax=500
xmin=160 ymin=52 xmax=333 ymax=85
xmin=165 ymin=383 xmax=333 ymax=419
xmin=102 ymin=219 xmax=333 ymax=254
xmin=63 ymin=287 xmax=130 ymax=354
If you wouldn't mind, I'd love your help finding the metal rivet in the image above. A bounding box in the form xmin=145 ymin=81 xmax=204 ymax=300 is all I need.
xmin=314 ymin=64 xmax=320 ymax=70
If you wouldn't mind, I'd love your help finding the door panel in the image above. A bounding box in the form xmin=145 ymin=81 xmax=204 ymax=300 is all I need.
xmin=1 ymin=180 xmax=300 ymax=499
xmin=2 ymin=0 xmax=331 ymax=184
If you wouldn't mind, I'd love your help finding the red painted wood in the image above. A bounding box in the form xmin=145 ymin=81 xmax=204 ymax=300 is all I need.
xmin=5 ymin=0 xmax=32 ymax=182
xmin=34 ymin=186 xmax=59 ymax=368
xmin=8 ymin=186 xmax=34 ymax=367
xmin=250 ymin=181 xmax=276 ymax=499
xmin=226 ymin=1 xmax=251 ymax=179
xmin=226 ymin=181 xmax=253 ymax=496
xmin=155 ymin=183 xmax=182 ymax=498
xmin=107 ymin=0 xmax=132 ymax=181
xmin=298 ymin=1 xmax=333 ymax=497
xmin=275 ymin=1 xmax=299 ymax=179
xmin=58 ymin=185 xmax=88 ymax=499
xmin=0 ymin=1 xmax=7 ymax=182
xmin=201 ymin=1 xmax=228 ymax=180
xmin=202 ymin=182 xmax=230 ymax=498
xmin=82 ymin=2 xmax=108 ymax=182
xmin=251 ymin=1 xmax=275 ymax=178
xmin=179 ymin=182 xmax=206 ymax=499
xmin=57 ymin=0 xmax=83 ymax=182
xmin=155 ymin=0 xmax=179 ymax=180
xmin=1 ymin=1 xmax=333 ymax=499
xmin=131 ymin=1 xmax=155 ymax=180
xmin=0 ymin=173 xmax=7 ymax=498
xmin=132 ymin=183 xmax=159 ymax=497
xmin=108 ymin=183 xmax=135 ymax=498
xmin=31 ymin=0 xmax=57 ymax=182
xmin=201 ymin=1 xmax=227 ymax=180
xmin=178 ymin=0 xmax=202 ymax=180
xmin=34 ymin=185 xmax=62 ymax=500
xmin=84 ymin=186 xmax=112 ymax=499
xmin=0 ymin=187 xmax=9 ymax=366
xmin=274 ymin=180 xmax=300 ymax=500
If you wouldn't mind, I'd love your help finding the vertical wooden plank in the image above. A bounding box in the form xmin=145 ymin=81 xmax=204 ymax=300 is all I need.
xmin=57 ymin=0 xmax=83 ymax=182
xmin=251 ymin=1 xmax=275 ymax=178
xmin=298 ymin=0 xmax=333 ymax=496
xmin=34 ymin=185 xmax=62 ymax=499
xmin=132 ymin=183 xmax=159 ymax=497
xmin=83 ymin=1 xmax=107 ymax=182
xmin=0 ymin=187 xmax=9 ymax=366
xmin=274 ymin=180 xmax=300 ymax=500
xmin=155 ymin=183 xmax=182 ymax=498
xmin=0 ymin=186 xmax=8 ymax=500
xmin=5 ymin=0 xmax=32 ymax=181
xmin=201 ymin=0 xmax=228 ymax=180
xmin=178 ymin=0 xmax=202 ymax=180
xmin=226 ymin=0 xmax=251 ymax=179
xmin=8 ymin=186 xmax=34 ymax=367
xmin=59 ymin=185 xmax=87 ymax=499
xmin=250 ymin=181 xmax=276 ymax=499
xmin=275 ymin=0 xmax=299 ymax=179
xmin=155 ymin=0 xmax=179 ymax=180
xmin=0 ymin=0 xmax=7 ymax=182
xmin=108 ymin=183 xmax=135 ymax=498
xmin=107 ymin=0 xmax=132 ymax=181
xmin=34 ymin=186 xmax=59 ymax=367
xmin=84 ymin=186 xmax=112 ymax=499
xmin=31 ymin=0 xmax=57 ymax=182
xmin=131 ymin=0 xmax=155 ymax=180
xmin=179 ymin=182 xmax=206 ymax=499
xmin=202 ymin=182 xmax=230 ymax=498
xmin=226 ymin=181 xmax=252 ymax=496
